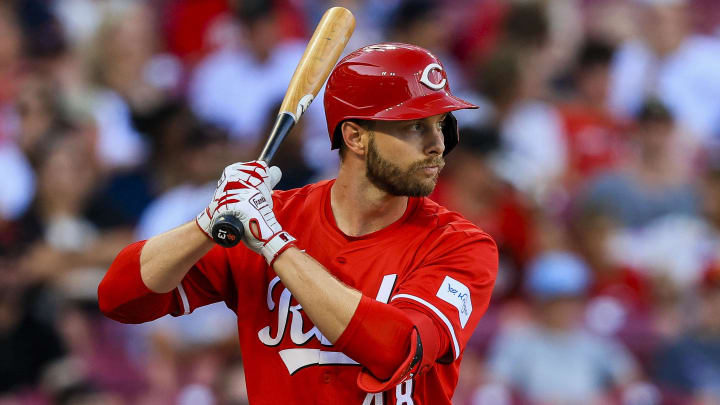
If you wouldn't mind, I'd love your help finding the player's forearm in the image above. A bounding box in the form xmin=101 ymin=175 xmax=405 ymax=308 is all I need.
xmin=272 ymin=247 xmax=362 ymax=343
xmin=140 ymin=221 xmax=215 ymax=293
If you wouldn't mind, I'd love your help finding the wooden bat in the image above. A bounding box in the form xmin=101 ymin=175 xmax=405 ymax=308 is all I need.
xmin=211 ymin=7 xmax=356 ymax=247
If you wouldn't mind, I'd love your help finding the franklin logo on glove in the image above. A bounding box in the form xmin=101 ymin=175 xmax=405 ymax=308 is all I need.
xmin=250 ymin=195 xmax=268 ymax=210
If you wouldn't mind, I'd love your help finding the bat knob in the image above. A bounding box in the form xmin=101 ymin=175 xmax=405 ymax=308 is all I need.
xmin=211 ymin=214 xmax=244 ymax=248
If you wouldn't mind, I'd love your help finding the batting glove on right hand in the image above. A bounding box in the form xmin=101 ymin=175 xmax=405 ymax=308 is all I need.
xmin=196 ymin=161 xmax=296 ymax=264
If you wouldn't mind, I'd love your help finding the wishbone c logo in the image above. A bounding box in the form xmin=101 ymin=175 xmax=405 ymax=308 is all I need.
xmin=420 ymin=63 xmax=446 ymax=90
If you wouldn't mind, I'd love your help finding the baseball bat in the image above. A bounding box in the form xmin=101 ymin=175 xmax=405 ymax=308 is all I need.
xmin=211 ymin=7 xmax=355 ymax=247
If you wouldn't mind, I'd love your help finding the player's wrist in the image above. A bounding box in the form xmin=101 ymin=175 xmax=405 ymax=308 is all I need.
xmin=195 ymin=212 xmax=214 ymax=240
xmin=262 ymin=231 xmax=297 ymax=265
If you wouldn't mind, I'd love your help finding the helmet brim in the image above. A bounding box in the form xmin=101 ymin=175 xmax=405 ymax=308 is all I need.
xmin=371 ymin=92 xmax=478 ymax=121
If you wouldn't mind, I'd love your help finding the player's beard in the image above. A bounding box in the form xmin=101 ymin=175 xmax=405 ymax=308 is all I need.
xmin=366 ymin=133 xmax=444 ymax=197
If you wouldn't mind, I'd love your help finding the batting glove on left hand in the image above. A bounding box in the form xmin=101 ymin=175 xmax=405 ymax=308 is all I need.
xmin=196 ymin=161 xmax=296 ymax=264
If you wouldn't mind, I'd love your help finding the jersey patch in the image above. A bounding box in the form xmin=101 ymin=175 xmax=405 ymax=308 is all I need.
xmin=436 ymin=276 xmax=472 ymax=328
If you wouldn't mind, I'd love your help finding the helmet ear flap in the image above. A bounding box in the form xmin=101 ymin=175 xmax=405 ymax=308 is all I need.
xmin=442 ymin=112 xmax=459 ymax=156
xmin=332 ymin=124 xmax=343 ymax=149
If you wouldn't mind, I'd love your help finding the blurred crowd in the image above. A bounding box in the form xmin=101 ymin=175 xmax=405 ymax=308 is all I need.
xmin=1 ymin=0 xmax=720 ymax=404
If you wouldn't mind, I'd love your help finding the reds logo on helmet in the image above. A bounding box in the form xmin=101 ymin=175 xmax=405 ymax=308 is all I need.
xmin=323 ymin=43 xmax=478 ymax=156
xmin=420 ymin=63 xmax=446 ymax=90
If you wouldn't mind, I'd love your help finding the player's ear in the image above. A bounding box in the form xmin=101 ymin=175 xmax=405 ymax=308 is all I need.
xmin=341 ymin=120 xmax=366 ymax=156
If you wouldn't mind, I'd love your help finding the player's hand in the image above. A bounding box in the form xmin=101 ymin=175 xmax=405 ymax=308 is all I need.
xmin=196 ymin=161 xmax=296 ymax=264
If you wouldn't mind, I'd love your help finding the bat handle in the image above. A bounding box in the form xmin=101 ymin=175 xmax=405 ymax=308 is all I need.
xmin=258 ymin=113 xmax=296 ymax=162
xmin=211 ymin=113 xmax=296 ymax=247
xmin=211 ymin=214 xmax=244 ymax=247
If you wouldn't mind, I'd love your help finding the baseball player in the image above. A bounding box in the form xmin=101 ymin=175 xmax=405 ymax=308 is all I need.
xmin=98 ymin=43 xmax=498 ymax=404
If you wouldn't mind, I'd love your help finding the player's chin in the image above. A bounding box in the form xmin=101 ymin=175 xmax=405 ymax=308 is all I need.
xmin=410 ymin=175 xmax=438 ymax=197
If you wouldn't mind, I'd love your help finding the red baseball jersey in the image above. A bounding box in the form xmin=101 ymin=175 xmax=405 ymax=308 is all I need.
xmin=105 ymin=179 xmax=497 ymax=404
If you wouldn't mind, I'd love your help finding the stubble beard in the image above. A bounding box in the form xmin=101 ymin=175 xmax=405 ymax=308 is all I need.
xmin=365 ymin=133 xmax=445 ymax=197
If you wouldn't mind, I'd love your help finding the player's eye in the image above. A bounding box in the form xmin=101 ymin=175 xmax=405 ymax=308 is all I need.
xmin=438 ymin=114 xmax=448 ymax=129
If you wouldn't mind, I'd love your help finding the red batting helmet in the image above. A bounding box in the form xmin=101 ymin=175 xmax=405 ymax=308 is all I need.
xmin=323 ymin=43 xmax=477 ymax=155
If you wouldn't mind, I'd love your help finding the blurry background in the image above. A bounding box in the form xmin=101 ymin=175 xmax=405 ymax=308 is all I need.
xmin=1 ymin=0 xmax=720 ymax=404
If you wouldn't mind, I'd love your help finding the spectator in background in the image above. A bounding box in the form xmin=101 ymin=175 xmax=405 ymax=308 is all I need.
xmin=581 ymin=99 xmax=697 ymax=228
xmin=385 ymin=0 xmax=467 ymax=92
xmin=559 ymin=38 xmax=627 ymax=189
xmin=307 ymin=0 xmax=383 ymax=55
xmin=653 ymin=266 xmax=720 ymax=403
xmin=487 ymin=251 xmax=640 ymax=404
xmin=87 ymin=2 xmax=181 ymax=171
xmin=603 ymin=160 xmax=720 ymax=294
xmin=0 ymin=6 xmax=34 ymax=222
xmin=584 ymin=0 xmax=639 ymax=45
xmin=131 ymin=101 xmax=199 ymax=192
xmin=459 ymin=46 xmax=519 ymax=132
xmin=14 ymin=126 xmax=133 ymax=288
xmin=216 ymin=356 xmax=250 ymax=405
xmin=17 ymin=0 xmax=68 ymax=69
xmin=43 ymin=302 xmax=139 ymax=405
xmin=0 ymin=140 xmax=34 ymax=221
xmin=15 ymin=75 xmax=61 ymax=161
xmin=570 ymin=207 xmax=652 ymax=311
xmin=477 ymin=2 xmax=568 ymax=201
xmin=0 ymin=4 xmax=22 ymax=115
xmin=569 ymin=207 xmax=660 ymax=364
xmin=91 ymin=3 xmax=180 ymax=115
xmin=610 ymin=0 xmax=720 ymax=148
xmin=159 ymin=0 xmax=231 ymax=64
xmin=700 ymin=165 xmax=720 ymax=269
xmin=188 ymin=0 xmax=306 ymax=152
xmin=0 ymin=264 xmax=65 ymax=395
xmin=65 ymin=3 xmax=189 ymax=229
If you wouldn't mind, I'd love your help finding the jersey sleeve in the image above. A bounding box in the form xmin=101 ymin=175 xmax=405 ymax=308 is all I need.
xmin=389 ymin=224 xmax=498 ymax=361
xmin=98 ymin=239 xmax=239 ymax=323
xmin=174 ymin=243 xmax=240 ymax=316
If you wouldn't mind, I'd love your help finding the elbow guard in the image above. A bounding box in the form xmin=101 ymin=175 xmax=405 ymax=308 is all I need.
xmin=357 ymin=326 xmax=425 ymax=393
xmin=334 ymin=296 xmax=446 ymax=393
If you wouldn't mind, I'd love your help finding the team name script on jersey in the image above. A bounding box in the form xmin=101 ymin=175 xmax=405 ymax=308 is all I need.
xmin=257 ymin=274 xmax=416 ymax=405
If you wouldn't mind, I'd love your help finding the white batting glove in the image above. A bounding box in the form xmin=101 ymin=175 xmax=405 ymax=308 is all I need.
xmin=196 ymin=161 xmax=296 ymax=264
